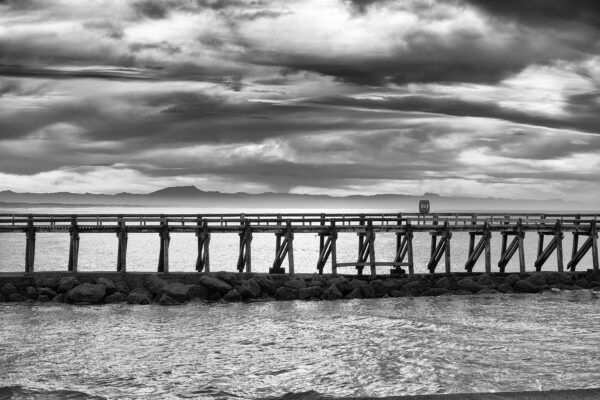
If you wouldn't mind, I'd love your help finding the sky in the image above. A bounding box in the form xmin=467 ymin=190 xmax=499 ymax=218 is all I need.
xmin=0 ymin=0 xmax=599 ymax=202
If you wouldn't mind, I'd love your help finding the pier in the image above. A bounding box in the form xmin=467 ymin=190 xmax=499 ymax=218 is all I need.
xmin=1 ymin=213 xmax=598 ymax=275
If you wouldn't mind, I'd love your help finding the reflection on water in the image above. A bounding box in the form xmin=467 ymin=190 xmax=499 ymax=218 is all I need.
xmin=0 ymin=291 xmax=599 ymax=399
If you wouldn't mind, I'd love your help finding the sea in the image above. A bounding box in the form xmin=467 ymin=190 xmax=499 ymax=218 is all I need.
xmin=0 ymin=207 xmax=599 ymax=400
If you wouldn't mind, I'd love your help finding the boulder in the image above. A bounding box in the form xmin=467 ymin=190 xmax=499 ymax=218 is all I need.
xmin=456 ymin=278 xmax=483 ymax=294
xmin=298 ymin=286 xmax=321 ymax=300
xmin=275 ymin=287 xmax=298 ymax=301
xmin=160 ymin=282 xmax=192 ymax=303
xmin=198 ymin=275 xmax=233 ymax=295
xmin=188 ymin=285 xmax=209 ymax=300
xmin=127 ymin=288 xmax=152 ymax=304
xmin=51 ymin=294 xmax=66 ymax=303
xmin=421 ymin=288 xmax=451 ymax=296
xmin=0 ymin=293 xmax=4 ymax=302
xmin=215 ymin=272 xmax=240 ymax=286
xmin=223 ymin=288 xmax=242 ymax=302
xmin=369 ymin=280 xmax=387 ymax=297
xmin=477 ymin=287 xmax=498 ymax=295
xmin=496 ymin=283 xmax=514 ymax=293
xmin=477 ymin=274 xmax=493 ymax=286
xmin=527 ymin=274 xmax=547 ymax=288
xmin=330 ymin=277 xmax=353 ymax=294
xmin=144 ymin=275 xmax=167 ymax=295
xmin=546 ymin=272 xmax=573 ymax=286
xmin=435 ymin=276 xmax=451 ymax=289
xmin=390 ymin=290 xmax=407 ymax=297
xmin=238 ymin=279 xmax=262 ymax=299
xmin=552 ymin=283 xmax=578 ymax=291
xmin=158 ymin=293 xmax=181 ymax=306
xmin=404 ymin=280 xmax=424 ymax=295
xmin=505 ymin=274 xmax=520 ymax=286
xmin=514 ymin=279 xmax=539 ymax=293
xmin=575 ymin=279 xmax=590 ymax=289
xmin=322 ymin=284 xmax=343 ymax=300
xmin=383 ymin=279 xmax=400 ymax=292
xmin=66 ymin=283 xmax=106 ymax=304
xmin=344 ymin=288 xmax=362 ymax=299
xmin=38 ymin=287 xmax=57 ymax=299
xmin=115 ymin=281 xmax=130 ymax=293
xmin=37 ymin=295 xmax=51 ymax=302
xmin=9 ymin=293 xmax=27 ymax=302
xmin=58 ymin=277 xmax=80 ymax=294
xmin=360 ymin=285 xmax=376 ymax=298
xmin=0 ymin=283 xmax=17 ymax=298
xmin=307 ymin=275 xmax=327 ymax=287
xmin=26 ymin=286 xmax=38 ymax=300
xmin=34 ymin=276 xmax=60 ymax=291
xmin=97 ymin=277 xmax=118 ymax=295
xmin=284 ymin=278 xmax=307 ymax=290
xmin=349 ymin=279 xmax=369 ymax=289
xmin=208 ymin=292 xmax=222 ymax=301
xmin=253 ymin=275 xmax=278 ymax=295
xmin=104 ymin=292 xmax=126 ymax=304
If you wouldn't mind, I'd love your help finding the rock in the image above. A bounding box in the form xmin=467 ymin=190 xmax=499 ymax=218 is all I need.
xmin=66 ymin=283 xmax=106 ymax=304
xmin=284 ymin=278 xmax=307 ymax=290
xmin=1 ymin=283 xmax=17 ymax=298
xmin=477 ymin=287 xmax=498 ymax=295
xmin=198 ymin=275 xmax=233 ymax=295
xmin=575 ymin=279 xmax=590 ymax=289
xmin=390 ymin=290 xmax=407 ymax=297
xmin=34 ymin=276 xmax=60 ymax=291
xmin=435 ymin=277 xmax=451 ymax=289
xmin=552 ymin=284 xmax=578 ymax=291
xmin=546 ymin=272 xmax=573 ymax=286
xmin=455 ymin=290 xmax=472 ymax=295
xmin=404 ymin=280 xmax=424 ymax=295
xmin=0 ymin=293 xmax=4 ymax=302
xmin=37 ymin=295 xmax=51 ymax=302
xmin=127 ymin=288 xmax=152 ymax=304
xmin=349 ymin=279 xmax=369 ymax=289
xmin=322 ymin=284 xmax=343 ymax=300
xmin=505 ymin=274 xmax=520 ymax=286
xmin=144 ymin=275 xmax=167 ymax=295
xmin=160 ymin=282 xmax=192 ymax=303
xmin=208 ymin=292 xmax=222 ymax=301
xmin=97 ymin=277 xmax=118 ymax=295
xmin=215 ymin=272 xmax=240 ymax=286
xmin=307 ymin=275 xmax=327 ymax=287
xmin=527 ymin=274 xmax=547 ymax=288
xmin=383 ymin=280 xmax=399 ymax=292
xmin=369 ymin=280 xmax=387 ymax=297
xmin=253 ymin=275 xmax=278 ymax=295
xmin=223 ymin=289 xmax=242 ymax=302
xmin=26 ymin=286 xmax=38 ymax=299
xmin=344 ymin=288 xmax=362 ymax=299
xmin=477 ymin=274 xmax=493 ymax=286
xmin=115 ymin=281 xmax=130 ymax=293
xmin=496 ymin=283 xmax=514 ymax=293
xmin=58 ymin=276 xmax=80 ymax=294
xmin=51 ymin=294 xmax=66 ymax=303
xmin=421 ymin=288 xmax=451 ymax=296
xmin=188 ymin=285 xmax=209 ymax=300
xmin=360 ymin=285 xmax=376 ymax=298
xmin=8 ymin=293 xmax=27 ymax=302
xmin=298 ymin=286 xmax=321 ymax=300
xmin=238 ymin=279 xmax=262 ymax=299
xmin=456 ymin=278 xmax=483 ymax=293
xmin=590 ymin=281 xmax=600 ymax=288
xmin=514 ymin=279 xmax=539 ymax=293
xmin=38 ymin=287 xmax=57 ymax=299
xmin=158 ymin=293 xmax=181 ymax=306
xmin=104 ymin=292 xmax=126 ymax=304
xmin=330 ymin=277 xmax=353 ymax=294
xmin=275 ymin=287 xmax=298 ymax=301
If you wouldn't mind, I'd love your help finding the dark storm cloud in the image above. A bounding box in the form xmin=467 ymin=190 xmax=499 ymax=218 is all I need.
xmin=132 ymin=0 xmax=170 ymax=19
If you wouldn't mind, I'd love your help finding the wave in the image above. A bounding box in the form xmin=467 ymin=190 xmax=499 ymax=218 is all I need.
xmin=0 ymin=386 xmax=106 ymax=400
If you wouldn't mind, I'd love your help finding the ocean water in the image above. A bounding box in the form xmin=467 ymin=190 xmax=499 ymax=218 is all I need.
xmin=0 ymin=292 xmax=599 ymax=399
xmin=0 ymin=207 xmax=594 ymax=274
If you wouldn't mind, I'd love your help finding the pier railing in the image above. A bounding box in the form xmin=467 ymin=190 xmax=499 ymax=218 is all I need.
xmin=0 ymin=213 xmax=598 ymax=276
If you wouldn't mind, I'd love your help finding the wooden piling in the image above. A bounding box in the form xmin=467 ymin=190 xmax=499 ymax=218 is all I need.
xmin=195 ymin=218 xmax=210 ymax=272
xmin=68 ymin=215 xmax=80 ymax=272
xmin=116 ymin=216 xmax=128 ymax=272
xmin=25 ymin=214 xmax=35 ymax=274
xmin=158 ymin=216 xmax=170 ymax=273
xmin=237 ymin=219 xmax=253 ymax=273
xmin=518 ymin=219 xmax=526 ymax=273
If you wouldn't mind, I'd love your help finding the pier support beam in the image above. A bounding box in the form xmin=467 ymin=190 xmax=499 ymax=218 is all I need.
xmin=498 ymin=219 xmax=526 ymax=273
xmin=237 ymin=219 xmax=253 ymax=273
xmin=392 ymin=215 xmax=414 ymax=276
xmin=428 ymin=220 xmax=451 ymax=273
xmin=68 ymin=215 xmax=80 ymax=272
xmin=158 ymin=217 xmax=170 ymax=273
xmin=195 ymin=218 xmax=210 ymax=272
xmin=317 ymin=220 xmax=337 ymax=275
xmin=356 ymin=219 xmax=376 ymax=277
xmin=465 ymin=221 xmax=491 ymax=273
xmin=534 ymin=220 xmax=563 ymax=272
xmin=25 ymin=215 xmax=35 ymax=274
xmin=270 ymin=220 xmax=294 ymax=275
xmin=567 ymin=220 xmax=598 ymax=271
xmin=116 ymin=216 xmax=128 ymax=272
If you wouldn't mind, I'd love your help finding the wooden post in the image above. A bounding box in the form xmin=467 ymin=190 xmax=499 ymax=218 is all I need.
xmin=444 ymin=220 xmax=452 ymax=274
xmin=117 ymin=216 xmax=128 ymax=272
xmin=518 ymin=219 xmax=526 ymax=273
xmin=331 ymin=220 xmax=338 ymax=276
xmin=68 ymin=215 xmax=80 ymax=272
xmin=484 ymin=221 xmax=491 ymax=274
xmin=406 ymin=221 xmax=414 ymax=276
xmin=357 ymin=214 xmax=365 ymax=275
xmin=238 ymin=219 xmax=253 ymax=273
xmin=195 ymin=218 xmax=210 ymax=272
xmin=158 ymin=216 xmax=170 ymax=273
xmin=287 ymin=220 xmax=294 ymax=275
xmin=431 ymin=214 xmax=438 ymax=259
xmin=556 ymin=221 xmax=564 ymax=272
xmin=572 ymin=214 xmax=580 ymax=260
xmin=368 ymin=220 xmax=376 ymax=277
xmin=25 ymin=214 xmax=35 ymax=274
xmin=592 ymin=220 xmax=599 ymax=272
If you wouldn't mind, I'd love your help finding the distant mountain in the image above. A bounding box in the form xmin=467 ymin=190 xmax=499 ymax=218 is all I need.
xmin=0 ymin=186 xmax=592 ymax=211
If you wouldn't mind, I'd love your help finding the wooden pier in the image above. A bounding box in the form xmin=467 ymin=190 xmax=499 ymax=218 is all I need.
xmin=1 ymin=213 xmax=598 ymax=276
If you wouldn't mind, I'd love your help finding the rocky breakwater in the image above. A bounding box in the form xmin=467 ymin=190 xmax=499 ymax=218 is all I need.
xmin=0 ymin=271 xmax=599 ymax=305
